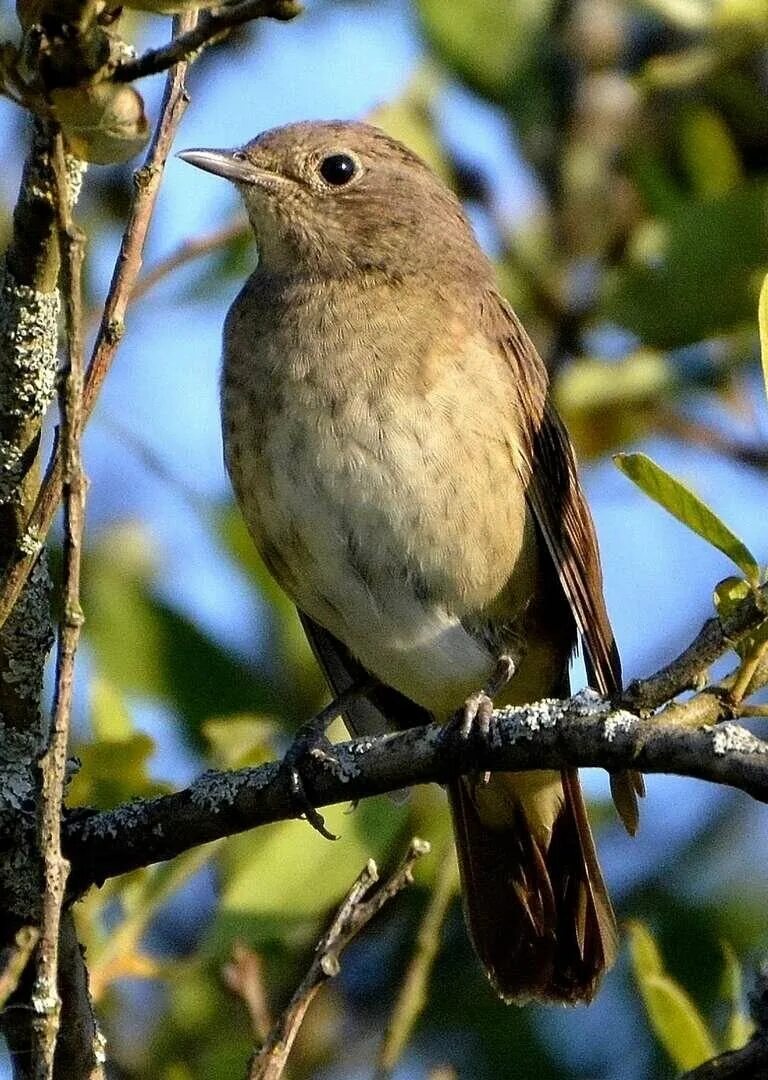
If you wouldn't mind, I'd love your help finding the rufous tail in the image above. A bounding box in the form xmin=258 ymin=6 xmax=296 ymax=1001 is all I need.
xmin=449 ymin=767 xmax=617 ymax=1004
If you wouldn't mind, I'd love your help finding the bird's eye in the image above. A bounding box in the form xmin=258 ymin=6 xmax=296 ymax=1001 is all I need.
xmin=318 ymin=153 xmax=359 ymax=186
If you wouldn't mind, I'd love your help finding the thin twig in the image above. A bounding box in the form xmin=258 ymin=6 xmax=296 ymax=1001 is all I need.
xmin=0 ymin=928 xmax=40 ymax=1011
xmin=113 ymin=0 xmax=302 ymax=83
xmin=32 ymin=130 xmax=87 ymax=1080
xmin=375 ymin=844 xmax=458 ymax=1079
xmin=0 ymin=14 xmax=198 ymax=637
xmin=247 ymin=839 xmax=431 ymax=1080
xmin=130 ymin=217 xmax=246 ymax=305
xmin=84 ymin=216 xmax=246 ymax=335
xmin=656 ymin=406 xmax=768 ymax=475
xmin=621 ymin=580 xmax=768 ymax=713
xmin=223 ymin=943 xmax=274 ymax=1044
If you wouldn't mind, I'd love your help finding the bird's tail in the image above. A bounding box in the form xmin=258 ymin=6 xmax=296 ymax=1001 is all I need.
xmin=448 ymin=767 xmax=617 ymax=1004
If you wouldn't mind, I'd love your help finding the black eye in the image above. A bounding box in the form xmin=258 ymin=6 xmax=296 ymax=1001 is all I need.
xmin=318 ymin=153 xmax=358 ymax=186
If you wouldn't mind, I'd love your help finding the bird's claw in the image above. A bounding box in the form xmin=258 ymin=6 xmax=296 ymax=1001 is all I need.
xmin=281 ymin=726 xmax=339 ymax=841
xmin=457 ymin=690 xmax=495 ymax=741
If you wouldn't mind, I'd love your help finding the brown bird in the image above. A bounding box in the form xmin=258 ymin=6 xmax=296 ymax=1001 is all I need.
xmin=180 ymin=122 xmax=643 ymax=1005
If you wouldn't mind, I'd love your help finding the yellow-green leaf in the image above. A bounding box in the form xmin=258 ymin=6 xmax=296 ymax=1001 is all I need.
xmin=680 ymin=107 xmax=741 ymax=198
xmin=626 ymin=920 xmax=663 ymax=979
xmin=628 ymin=922 xmax=718 ymax=1070
xmin=759 ymin=270 xmax=768 ymax=407
xmin=615 ymin=453 xmax=760 ymax=585
xmin=720 ymin=942 xmax=755 ymax=1052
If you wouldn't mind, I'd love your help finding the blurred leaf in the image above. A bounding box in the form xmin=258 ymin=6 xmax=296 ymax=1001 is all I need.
xmin=416 ymin=0 xmax=554 ymax=106
xmin=83 ymin=522 xmax=278 ymax=746
xmin=215 ymin=504 xmax=326 ymax=720
xmin=50 ymin=83 xmax=150 ymax=165
xmin=202 ymin=714 xmax=278 ymax=769
xmin=369 ymin=68 xmax=450 ymax=181
xmin=636 ymin=0 xmax=712 ymax=30
xmin=615 ymin=453 xmax=760 ymax=584
xmin=680 ymin=107 xmax=742 ymax=198
xmin=628 ymin=921 xmax=718 ymax=1070
xmin=90 ymin=674 xmax=133 ymax=742
xmin=720 ymin=942 xmax=755 ymax=1051
xmin=69 ymin=675 xmax=168 ymax=808
xmin=556 ymin=351 xmax=677 ymax=458
xmin=759 ymin=269 xmax=768 ymax=405
xmin=208 ymin=784 xmax=408 ymax=954
xmin=69 ymin=734 xmax=167 ymax=808
xmin=601 ymin=183 xmax=768 ymax=347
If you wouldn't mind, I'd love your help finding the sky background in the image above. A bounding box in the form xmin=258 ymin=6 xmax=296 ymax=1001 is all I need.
xmin=1 ymin=1 xmax=766 ymax=1076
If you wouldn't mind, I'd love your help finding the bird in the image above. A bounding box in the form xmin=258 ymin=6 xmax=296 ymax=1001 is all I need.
xmin=179 ymin=121 xmax=643 ymax=1004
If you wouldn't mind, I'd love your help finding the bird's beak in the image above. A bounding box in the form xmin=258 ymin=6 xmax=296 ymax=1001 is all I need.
xmin=177 ymin=148 xmax=266 ymax=185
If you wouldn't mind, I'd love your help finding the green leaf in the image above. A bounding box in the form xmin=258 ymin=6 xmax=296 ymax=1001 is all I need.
xmin=601 ymin=182 xmax=768 ymax=348
xmin=614 ymin=453 xmax=760 ymax=585
xmin=416 ymin=0 xmax=554 ymax=107
xmin=82 ymin=522 xmax=277 ymax=746
xmin=720 ymin=942 xmax=755 ymax=1052
xmin=368 ymin=68 xmax=450 ymax=182
xmin=759 ymin=270 xmax=768 ymax=407
xmin=206 ymin=789 xmax=408 ymax=954
xmin=680 ymin=107 xmax=742 ymax=198
xmin=628 ymin=922 xmax=718 ymax=1070
xmin=202 ymin=714 xmax=278 ymax=769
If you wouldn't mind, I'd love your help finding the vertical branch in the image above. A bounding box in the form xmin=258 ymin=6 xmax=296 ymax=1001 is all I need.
xmin=31 ymin=132 xmax=87 ymax=1079
xmin=0 ymin=9 xmax=198 ymax=635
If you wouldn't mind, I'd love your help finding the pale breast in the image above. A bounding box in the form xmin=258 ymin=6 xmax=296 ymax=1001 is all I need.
xmin=222 ymin=273 xmax=541 ymax=714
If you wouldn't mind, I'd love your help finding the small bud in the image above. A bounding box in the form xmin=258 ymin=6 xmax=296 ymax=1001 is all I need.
xmin=50 ymin=81 xmax=149 ymax=165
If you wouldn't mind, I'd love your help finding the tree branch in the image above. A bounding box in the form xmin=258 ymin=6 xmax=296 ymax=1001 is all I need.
xmin=112 ymin=0 xmax=302 ymax=84
xmin=30 ymin=130 xmax=87 ymax=1080
xmin=61 ymin=688 xmax=768 ymax=897
xmin=0 ymin=16 xmax=195 ymax=638
xmin=247 ymin=839 xmax=430 ymax=1080
xmin=621 ymin=579 xmax=768 ymax=712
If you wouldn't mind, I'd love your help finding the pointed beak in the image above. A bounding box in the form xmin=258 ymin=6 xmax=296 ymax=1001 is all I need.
xmin=177 ymin=148 xmax=264 ymax=185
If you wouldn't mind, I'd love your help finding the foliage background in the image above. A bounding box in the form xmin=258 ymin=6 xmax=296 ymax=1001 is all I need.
xmin=2 ymin=0 xmax=768 ymax=1076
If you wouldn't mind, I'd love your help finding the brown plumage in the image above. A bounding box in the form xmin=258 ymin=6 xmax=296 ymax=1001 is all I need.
xmin=180 ymin=121 xmax=642 ymax=1004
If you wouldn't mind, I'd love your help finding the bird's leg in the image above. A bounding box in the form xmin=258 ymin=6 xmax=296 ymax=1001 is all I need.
xmin=454 ymin=654 xmax=517 ymax=740
xmin=281 ymin=678 xmax=375 ymax=840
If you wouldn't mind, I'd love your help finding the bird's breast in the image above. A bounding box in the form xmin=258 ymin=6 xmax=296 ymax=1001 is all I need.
xmin=221 ymin=275 xmax=541 ymax=712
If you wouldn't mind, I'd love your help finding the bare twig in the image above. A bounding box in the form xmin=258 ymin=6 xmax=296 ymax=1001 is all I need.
xmin=31 ymin=130 xmax=87 ymax=1080
xmin=0 ymin=14 xmax=198 ymax=637
xmin=621 ymin=581 xmax=768 ymax=713
xmin=0 ymin=928 xmax=40 ymax=1010
xmin=247 ymin=839 xmax=431 ymax=1080
xmin=223 ymin=943 xmax=273 ymax=1044
xmin=113 ymin=0 xmax=302 ymax=83
xmin=375 ymin=844 xmax=458 ymax=1079
xmin=656 ymin=406 xmax=768 ymax=475
xmin=130 ymin=217 xmax=246 ymax=306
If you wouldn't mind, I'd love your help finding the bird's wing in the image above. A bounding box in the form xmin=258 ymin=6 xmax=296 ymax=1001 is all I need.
xmin=487 ymin=291 xmax=644 ymax=833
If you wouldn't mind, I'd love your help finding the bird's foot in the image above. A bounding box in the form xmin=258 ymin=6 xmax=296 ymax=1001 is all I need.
xmin=281 ymin=720 xmax=339 ymax=841
xmin=280 ymin=683 xmax=369 ymax=840
xmin=446 ymin=654 xmax=517 ymax=756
